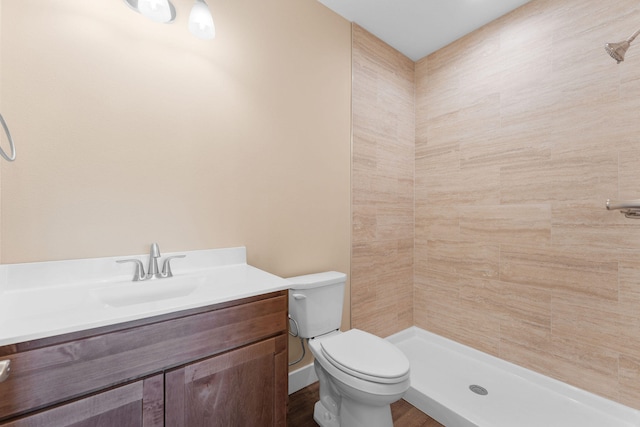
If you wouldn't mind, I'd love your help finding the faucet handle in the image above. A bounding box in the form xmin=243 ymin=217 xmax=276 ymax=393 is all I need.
xmin=150 ymin=243 xmax=161 ymax=258
xmin=161 ymin=255 xmax=186 ymax=278
xmin=116 ymin=259 xmax=146 ymax=281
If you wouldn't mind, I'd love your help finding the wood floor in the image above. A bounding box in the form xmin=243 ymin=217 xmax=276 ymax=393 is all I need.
xmin=287 ymin=382 xmax=445 ymax=427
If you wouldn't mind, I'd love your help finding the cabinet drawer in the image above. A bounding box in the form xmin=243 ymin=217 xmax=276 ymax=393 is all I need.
xmin=0 ymin=293 xmax=286 ymax=421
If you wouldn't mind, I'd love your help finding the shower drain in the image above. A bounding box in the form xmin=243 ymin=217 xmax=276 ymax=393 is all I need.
xmin=469 ymin=384 xmax=488 ymax=396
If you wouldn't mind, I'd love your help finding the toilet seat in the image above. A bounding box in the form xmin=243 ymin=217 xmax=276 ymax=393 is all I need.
xmin=319 ymin=329 xmax=410 ymax=384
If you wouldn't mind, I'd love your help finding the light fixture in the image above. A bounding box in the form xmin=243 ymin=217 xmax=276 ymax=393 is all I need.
xmin=138 ymin=0 xmax=175 ymax=23
xmin=123 ymin=0 xmax=177 ymax=24
xmin=189 ymin=0 xmax=216 ymax=40
xmin=124 ymin=0 xmax=216 ymax=40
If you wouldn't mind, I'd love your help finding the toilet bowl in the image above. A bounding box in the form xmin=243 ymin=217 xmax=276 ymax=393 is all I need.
xmin=287 ymin=272 xmax=411 ymax=427
xmin=309 ymin=329 xmax=410 ymax=427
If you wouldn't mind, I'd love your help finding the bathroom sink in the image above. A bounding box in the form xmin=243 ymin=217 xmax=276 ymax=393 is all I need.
xmin=93 ymin=277 xmax=199 ymax=308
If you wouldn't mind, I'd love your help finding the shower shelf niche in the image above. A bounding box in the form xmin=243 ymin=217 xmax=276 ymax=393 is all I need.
xmin=606 ymin=199 xmax=640 ymax=218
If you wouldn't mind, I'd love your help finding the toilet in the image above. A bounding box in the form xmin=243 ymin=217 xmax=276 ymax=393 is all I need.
xmin=287 ymin=271 xmax=410 ymax=427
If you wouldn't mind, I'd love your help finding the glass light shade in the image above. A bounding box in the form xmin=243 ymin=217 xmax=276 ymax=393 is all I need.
xmin=138 ymin=0 xmax=174 ymax=23
xmin=189 ymin=0 xmax=215 ymax=40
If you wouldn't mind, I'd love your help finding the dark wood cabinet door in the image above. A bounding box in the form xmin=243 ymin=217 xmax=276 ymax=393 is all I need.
xmin=0 ymin=374 xmax=163 ymax=427
xmin=166 ymin=335 xmax=287 ymax=427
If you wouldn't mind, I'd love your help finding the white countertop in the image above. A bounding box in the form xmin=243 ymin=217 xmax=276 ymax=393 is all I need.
xmin=0 ymin=247 xmax=290 ymax=346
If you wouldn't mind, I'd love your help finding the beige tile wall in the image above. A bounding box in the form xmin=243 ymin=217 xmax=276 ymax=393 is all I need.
xmin=415 ymin=0 xmax=640 ymax=408
xmin=351 ymin=24 xmax=415 ymax=338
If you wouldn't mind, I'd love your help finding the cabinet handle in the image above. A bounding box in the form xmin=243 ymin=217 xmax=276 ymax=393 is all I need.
xmin=0 ymin=360 xmax=10 ymax=383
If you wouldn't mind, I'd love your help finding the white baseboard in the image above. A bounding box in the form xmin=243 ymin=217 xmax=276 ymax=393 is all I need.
xmin=288 ymin=362 xmax=318 ymax=395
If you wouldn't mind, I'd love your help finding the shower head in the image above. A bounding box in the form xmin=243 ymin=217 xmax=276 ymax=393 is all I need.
xmin=605 ymin=28 xmax=640 ymax=63
xmin=605 ymin=41 xmax=630 ymax=63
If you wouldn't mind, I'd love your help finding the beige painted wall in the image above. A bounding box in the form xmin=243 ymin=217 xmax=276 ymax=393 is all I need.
xmin=351 ymin=25 xmax=415 ymax=338
xmin=0 ymin=0 xmax=351 ymax=367
xmin=414 ymin=0 xmax=640 ymax=408
xmin=0 ymin=0 xmax=351 ymax=276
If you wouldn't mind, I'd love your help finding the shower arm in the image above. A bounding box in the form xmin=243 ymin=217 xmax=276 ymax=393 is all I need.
xmin=627 ymin=28 xmax=640 ymax=43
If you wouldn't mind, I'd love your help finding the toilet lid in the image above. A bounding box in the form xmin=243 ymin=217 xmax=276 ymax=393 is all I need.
xmin=320 ymin=329 xmax=410 ymax=383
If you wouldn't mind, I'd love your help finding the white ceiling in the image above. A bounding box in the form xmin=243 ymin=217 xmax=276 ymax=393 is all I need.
xmin=318 ymin=0 xmax=533 ymax=61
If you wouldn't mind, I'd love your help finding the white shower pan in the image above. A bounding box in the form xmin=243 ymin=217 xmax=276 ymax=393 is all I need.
xmin=388 ymin=327 xmax=640 ymax=427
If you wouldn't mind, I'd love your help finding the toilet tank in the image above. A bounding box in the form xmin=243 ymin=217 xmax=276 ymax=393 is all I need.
xmin=287 ymin=271 xmax=346 ymax=339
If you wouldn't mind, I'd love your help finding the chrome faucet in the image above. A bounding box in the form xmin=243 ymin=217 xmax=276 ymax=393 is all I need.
xmin=147 ymin=243 xmax=162 ymax=280
xmin=117 ymin=243 xmax=185 ymax=282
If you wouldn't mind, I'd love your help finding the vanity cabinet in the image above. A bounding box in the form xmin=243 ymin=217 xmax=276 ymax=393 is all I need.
xmin=0 ymin=291 xmax=287 ymax=427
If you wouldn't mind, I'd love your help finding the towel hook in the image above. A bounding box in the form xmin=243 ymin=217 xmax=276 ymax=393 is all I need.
xmin=0 ymin=113 xmax=16 ymax=162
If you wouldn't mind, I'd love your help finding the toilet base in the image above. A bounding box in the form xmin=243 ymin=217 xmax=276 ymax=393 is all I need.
xmin=313 ymin=398 xmax=394 ymax=427
xmin=314 ymin=400 xmax=340 ymax=427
